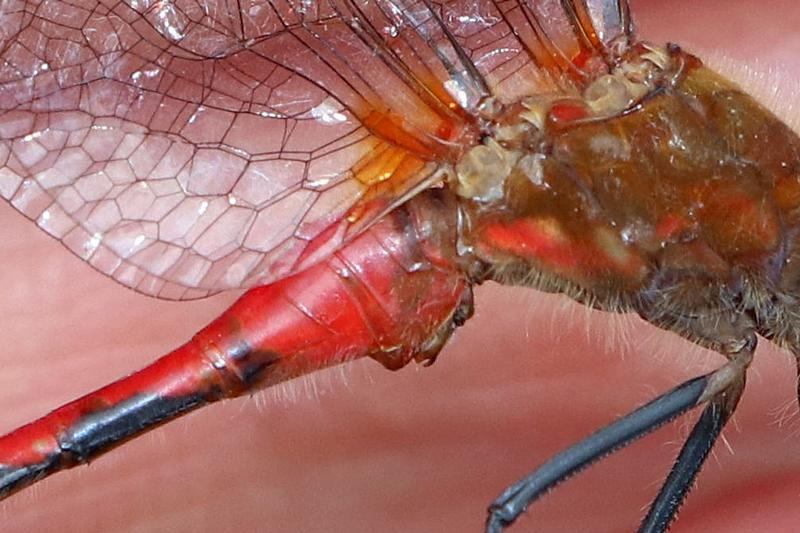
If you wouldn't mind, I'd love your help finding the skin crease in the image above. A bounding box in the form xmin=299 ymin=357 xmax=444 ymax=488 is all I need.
xmin=0 ymin=0 xmax=799 ymax=531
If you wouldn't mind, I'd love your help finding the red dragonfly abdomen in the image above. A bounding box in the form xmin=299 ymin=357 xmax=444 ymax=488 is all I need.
xmin=0 ymin=192 xmax=471 ymax=499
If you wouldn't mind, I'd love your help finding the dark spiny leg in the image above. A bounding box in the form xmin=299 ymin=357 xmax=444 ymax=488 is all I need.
xmin=638 ymin=378 xmax=744 ymax=532
xmin=485 ymin=347 xmax=752 ymax=533
xmin=639 ymin=339 xmax=752 ymax=533
xmin=485 ymin=376 xmax=708 ymax=533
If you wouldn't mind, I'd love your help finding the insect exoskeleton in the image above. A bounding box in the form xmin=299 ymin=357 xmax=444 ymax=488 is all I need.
xmin=450 ymin=44 xmax=673 ymax=207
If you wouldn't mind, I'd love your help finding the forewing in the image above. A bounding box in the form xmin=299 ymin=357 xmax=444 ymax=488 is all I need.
xmin=0 ymin=0 xmax=632 ymax=299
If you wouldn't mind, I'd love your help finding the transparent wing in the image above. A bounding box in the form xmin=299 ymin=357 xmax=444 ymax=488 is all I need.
xmin=436 ymin=0 xmax=632 ymax=101
xmin=0 ymin=0 xmax=632 ymax=299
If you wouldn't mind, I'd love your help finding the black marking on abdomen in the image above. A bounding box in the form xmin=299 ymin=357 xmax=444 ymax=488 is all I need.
xmin=0 ymin=457 xmax=59 ymax=498
xmin=58 ymin=391 xmax=210 ymax=463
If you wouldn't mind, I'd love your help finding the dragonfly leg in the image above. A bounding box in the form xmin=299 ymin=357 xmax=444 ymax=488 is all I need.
xmin=485 ymin=339 xmax=754 ymax=533
xmin=639 ymin=335 xmax=754 ymax=532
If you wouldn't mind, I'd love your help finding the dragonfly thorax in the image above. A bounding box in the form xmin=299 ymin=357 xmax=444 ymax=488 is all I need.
xmin=454 ymin=45 xmax=800 ymax=332
xmin=450 ymin=44 xmax=675 ymax=206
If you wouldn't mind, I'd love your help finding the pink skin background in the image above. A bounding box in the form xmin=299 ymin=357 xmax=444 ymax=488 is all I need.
xmin=0 ymin=0 xmax=799 ymax=531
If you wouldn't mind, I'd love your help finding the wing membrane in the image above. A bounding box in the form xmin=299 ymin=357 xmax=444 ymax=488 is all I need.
xmin=0 ymin=0 xmax=632 ymax=299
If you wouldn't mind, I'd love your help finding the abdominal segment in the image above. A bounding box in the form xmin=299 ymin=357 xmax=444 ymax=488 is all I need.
xmin=0 ymin=196 xmax=471 ymax=500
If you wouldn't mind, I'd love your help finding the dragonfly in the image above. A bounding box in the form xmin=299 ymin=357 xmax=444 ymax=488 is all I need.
xmin=1 ymin=1 xmax=800 ymax=532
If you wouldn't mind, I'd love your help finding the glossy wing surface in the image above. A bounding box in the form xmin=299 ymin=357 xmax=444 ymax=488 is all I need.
xmin=0 ymin=0 xmax=632 ymax=299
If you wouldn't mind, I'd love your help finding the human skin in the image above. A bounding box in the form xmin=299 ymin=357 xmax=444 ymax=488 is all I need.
xmin=0 ymin=0 xmax=799 ymax=531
